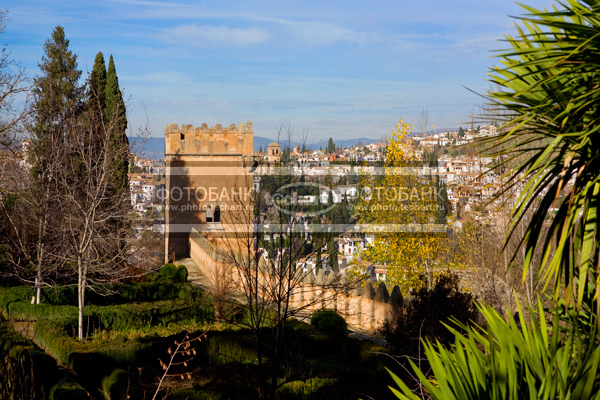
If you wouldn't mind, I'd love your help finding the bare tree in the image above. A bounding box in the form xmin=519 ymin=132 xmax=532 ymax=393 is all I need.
xmin=55 ymin=87 xmax=132 ymax=340
xmin=209 ymin=157 xmax=350 ymax=399
xmin=0 ymin=9 xmax=30 ymax=152
xmin=0 ymin=127 xmax=70 ymax=302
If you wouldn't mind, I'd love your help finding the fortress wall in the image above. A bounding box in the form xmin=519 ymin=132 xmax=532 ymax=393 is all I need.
xmin=188 ymin=229 xmax=401 ymax=333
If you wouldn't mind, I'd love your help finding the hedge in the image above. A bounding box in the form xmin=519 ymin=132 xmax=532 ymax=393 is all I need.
xmin=8 ymin=296 xmax=214 ymax=331
xmin=277 ymin=377 xmax=338 ymax=400
xmin=1 ymin=263 xmax=193 ymax=309
xmin=0 ymin=315 xmax=88 ymax=399
xmin=101 ymin=369 xmax=129 ymax=400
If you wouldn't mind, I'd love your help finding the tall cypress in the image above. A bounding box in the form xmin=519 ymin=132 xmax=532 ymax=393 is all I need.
xmin=104 ymin=54 xmax=129 ymax=193
xmin=89 ymin=52 xmax=106 ymax=109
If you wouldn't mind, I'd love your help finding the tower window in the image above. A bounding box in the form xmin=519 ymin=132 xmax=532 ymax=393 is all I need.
xmin=214 ymin=205 xmax=221 ymax=223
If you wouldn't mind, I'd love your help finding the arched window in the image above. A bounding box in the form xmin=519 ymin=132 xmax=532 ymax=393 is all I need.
xmin=214 ymin=205 xmax=221 ymax=223
xmin=206 ymin=206 xmax=213 ymax=223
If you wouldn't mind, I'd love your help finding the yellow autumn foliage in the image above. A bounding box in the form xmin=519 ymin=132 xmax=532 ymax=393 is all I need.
xmin=354 ymin=119 xmax=449 ymax=293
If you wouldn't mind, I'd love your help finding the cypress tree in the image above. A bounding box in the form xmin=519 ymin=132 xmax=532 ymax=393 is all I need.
xmin=328 ymin=235 xmax=338 ymax=271
xmin=326 ymin=137 xmax=335 ymax=154
xmin=89 ymin=52 xmax=106 ymax=109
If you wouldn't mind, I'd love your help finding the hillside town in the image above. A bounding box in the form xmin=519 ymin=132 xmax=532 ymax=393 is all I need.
xmin=125 ymin=123 xmax=511 ymax=283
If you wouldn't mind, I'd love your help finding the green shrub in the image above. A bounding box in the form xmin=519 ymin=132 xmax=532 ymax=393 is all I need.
xmin=310 ymin=309 xmax=347 ymax=337
xmin=0 ymin=315 xmax=87 ymax=399
xmin=277 ymin=377 xmax=338 ymax=400
xmin=204 ymin=331 xmax=259 ymax=365
xmin=49 ymin=377 xmax=89 ymax=400
xmin=383 ymin=272 xmax=476 ymax=358
xmin=158 ymin=263 xmax=188 ymax=284
xmin=8 ymin=302 xmax=77 ymax=321
xmin=174 ymin=265 xmax=188 ymax=283
xmin=33 ymin=317 xmax=84 ymax=365
xmin=101 ymin=369 xmax=128 ymax=400
xmin=159 ymin=263 xmax=177 ymax=280
xmin=0 ymin=286 xmax=34 ymax=311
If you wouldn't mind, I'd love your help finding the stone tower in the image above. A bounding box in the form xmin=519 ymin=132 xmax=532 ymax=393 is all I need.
xmin=164 ymin=121 xmax=255 ymax=262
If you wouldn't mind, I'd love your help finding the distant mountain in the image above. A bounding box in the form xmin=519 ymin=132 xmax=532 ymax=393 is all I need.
xmin=129 ymin=136 xmax=164 ymax=159
xmin=129 ymin=135 xmax=386 ymax=160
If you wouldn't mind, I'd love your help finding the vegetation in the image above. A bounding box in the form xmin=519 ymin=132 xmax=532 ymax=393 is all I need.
xmin=356 ymin=119 xmax=448 ymax=292
xmin=310 ymin=309 xmax=347 ymax=337
xmin=390 ymin=0 xmax=600 ymax=398
xmin=0 ymin=268 xmax=394 ymax=399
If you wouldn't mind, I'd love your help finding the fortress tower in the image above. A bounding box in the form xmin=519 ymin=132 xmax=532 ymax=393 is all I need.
xmin=164 ymin=121 xmax=255 ymax=262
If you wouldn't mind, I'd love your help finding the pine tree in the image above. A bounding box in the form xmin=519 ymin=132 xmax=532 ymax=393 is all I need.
xmin=105 ymin=54 xmax=129 ymax=193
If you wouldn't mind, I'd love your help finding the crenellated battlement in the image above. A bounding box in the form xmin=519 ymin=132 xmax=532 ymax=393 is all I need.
xmin=165 ymin=121 xmax=254 ymax=156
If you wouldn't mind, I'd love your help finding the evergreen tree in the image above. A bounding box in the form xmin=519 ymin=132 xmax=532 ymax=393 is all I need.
xmin=32 ymin=26 xmax=82 ymax=166
xmin=341 ymin=197 xmax=350 ymax=224
xmin=349 ymin=163 xmax=358 ymax=185
xmin=326 ymin=137 xmax=336 ymax=154
xmin=328 ymin=235 xmax=338 ymax=271
xmin=458 ymin=126 xmax=464 ymax=138
xmin=104 ymin=54 xmax=129 ymax=193
xmin=89 ymin=52 xmax=106 ymax=110
xmin=314 ymin=233 xmax=322 ymax=271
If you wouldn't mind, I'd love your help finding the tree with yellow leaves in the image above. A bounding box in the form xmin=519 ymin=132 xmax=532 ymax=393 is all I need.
xmin=357 ymin=119 xmax=448 ymax=293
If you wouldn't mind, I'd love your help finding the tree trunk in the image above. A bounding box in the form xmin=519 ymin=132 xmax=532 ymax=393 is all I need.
xmin=77 ymin=255 xmax=88 ymax=341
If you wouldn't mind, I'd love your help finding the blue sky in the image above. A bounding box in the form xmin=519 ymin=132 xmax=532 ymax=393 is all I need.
xmin=3 ymin=0 xmax=551 ymax=142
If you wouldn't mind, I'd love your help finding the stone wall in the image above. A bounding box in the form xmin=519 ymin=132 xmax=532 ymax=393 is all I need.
xmin=188 ymin=228 xmax=402 ymax=332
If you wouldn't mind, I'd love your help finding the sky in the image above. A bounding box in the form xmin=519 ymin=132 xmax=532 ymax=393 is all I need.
xmin=3 ymin=0 xmax=552 ymax=142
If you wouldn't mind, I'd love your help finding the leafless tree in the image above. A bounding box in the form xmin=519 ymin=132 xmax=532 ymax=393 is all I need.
xmin=0 ymin=9 xmax=30 ymax=152
xmin=0 ymin=128 xmax=70 ymax=302
xmin=209 ymin=160 xmax=351 ymax=399
xmin=53 ymin=87 xmax=133 ymax=340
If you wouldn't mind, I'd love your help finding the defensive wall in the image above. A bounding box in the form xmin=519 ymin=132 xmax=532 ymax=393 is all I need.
xmin=189 ymin=228 xmax=403 ymax=332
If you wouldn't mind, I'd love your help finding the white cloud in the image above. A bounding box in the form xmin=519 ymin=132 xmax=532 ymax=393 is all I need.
xmin=161 ymin=24 xmax=270 ymax=47
xmin=272 ymin=20 xmax=368 ymax=46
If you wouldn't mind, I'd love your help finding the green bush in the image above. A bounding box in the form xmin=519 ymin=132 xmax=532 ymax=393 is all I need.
xmin=33 ymin=317 xmax=84 ymax=365
xmin=174 ymin=265 xmax=188 ymax=283
xmin=203 ymin=331 xmax=259 ymax=365
xmin=383 ymin=272 xmax=476 ymax=358
xmin=101 ymin=369 xmax=128 ymax=400
xmin=277 ymin=377 xmax=338 ymax=400
xmin=0 ymin=315 xmax=87 ymax=399
xmin=49 ymin=377 xmax=89 ymax=400
xmin=8 ymin=302 xmax=77 ymax=321
xmin=0 ymin=286 xmax=34 ymax=312
xmin=158 ymin=263 xmax=188 ymax=283
xmin=158 ymin=263 xmax=177 ymax=280
xmin=310 ymin=309 xmax=347 ymax=337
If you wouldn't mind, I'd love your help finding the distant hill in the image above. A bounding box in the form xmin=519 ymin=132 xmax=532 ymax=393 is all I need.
xmin=129 ymin=136 xmax=164 ymax=159
xmin=129 ymin=135 xmax=388 ymax=160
